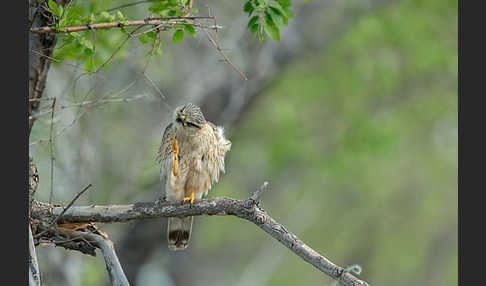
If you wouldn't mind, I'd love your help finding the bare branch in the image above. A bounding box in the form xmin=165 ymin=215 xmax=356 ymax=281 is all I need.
xmin=29 ymin=81 xmax=139 ymax=146
xmin=29 ymin=93 xmax=152 ymax=120
xmin=249 ymin=181 xmax=269 ymax=203
xmin=30 ymin=18 xmax=222 ymax=34
xmin=48 ymin=97 xmax=57 ymax=204
xmin=35 ymin=184 xmax=94 ymax=240
xmin=201 ymin=27 xmax=248 ymax=80
xmin=106 ymin=0 xmax=151 ymax=13
xmin=54 ymin=184 xmax=93 ymax=224
xmin=32 ymin=196 xmax=370 ymax=286
xmin=59 ymin=228 xmax=130 ymax=286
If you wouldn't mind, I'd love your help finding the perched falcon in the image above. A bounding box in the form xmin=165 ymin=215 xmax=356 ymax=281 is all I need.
xmin=156 ymin=103 xmax=231 ymax=250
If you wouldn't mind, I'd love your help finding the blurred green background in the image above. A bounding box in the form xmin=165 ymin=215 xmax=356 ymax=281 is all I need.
xmin=30 ymin=0 xmax=457 ymax=285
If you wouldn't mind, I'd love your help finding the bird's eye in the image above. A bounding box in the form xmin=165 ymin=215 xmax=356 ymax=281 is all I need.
xmin=186 ymin=122 xmax=201 ymax=129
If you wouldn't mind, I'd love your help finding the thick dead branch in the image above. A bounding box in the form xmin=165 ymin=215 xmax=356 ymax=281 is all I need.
xmin=28 ymin=0 xmax=63 ymax=136
xmin=32 ymin=195 xmax=369 ymax=286
xmin=29 ymin=226 xmax=41 ymax=286
xmin=29 ymin=157 xmax=39 ymax=214
xmin=59 ymin=228 xmax=129 ymax=286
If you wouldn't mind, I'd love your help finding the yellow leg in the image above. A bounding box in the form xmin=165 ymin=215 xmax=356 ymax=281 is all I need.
xmin=168 ymin=132 xmax=179 ymax=176
xmin=183 ymin=191 xmax=195 ymax=204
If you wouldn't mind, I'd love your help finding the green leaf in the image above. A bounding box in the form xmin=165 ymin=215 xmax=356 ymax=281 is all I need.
xmin=184 ymin=25 xmax=196 ymax=37
xmin=172 ymin=29 xmax=184 ymax=43
xmin=84 ymin=58 xmax=94 ymax=73
xmin=72 ymin=42 xmax=83 ymax=54
xmin=116 ymin=11 xmax=125 ymax=20
xmin=269 ymin=7 xmax=286 ymax=27
xmin=258 ymin=24 xmax=264 ymax=41
xmin=139 ymin=34 xmax=150 ymax=44
xmin=146 ymin=31 xmax=157 ymax=39
xmin=248 ymin=15 xmax=259 ymax=28
xmin=250 ymin=23 xmax=259 ymax=34
xmin=269 ymin=2 xmax=286 ymax=16
xmin=275 ymin=0 xmax=294 ymax=17
xmin=275 ymin=0 xmax=292 ymax=9
xmin=263 ymin=13 xmax=280 ymax=41
xmin=48 ymin=0 xmax=61 ymax=17
xmin=149 ymin=2 xmax=170 ymax=14
xmin=243 ymin=1 xmax=254 ymax=15
xmin=83 ymin=48 xmax=93 ymax=56
xmin=100 ymin=11 xmax=114 ymax=21
xmin=79 ymin=37 xmax=93 ymax=50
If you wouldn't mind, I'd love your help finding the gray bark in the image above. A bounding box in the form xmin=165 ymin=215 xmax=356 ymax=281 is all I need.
xmin=29 ymin=226 xmax=41 ymax=286
xmin=59 ymin=228 xmax=130 ymax=286
xmin=32 ymin=196 xmax=369 ymax=286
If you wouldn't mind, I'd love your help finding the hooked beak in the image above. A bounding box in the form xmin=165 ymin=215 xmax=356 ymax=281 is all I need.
xmin=176 ymin=114 xmax=186 ymax=126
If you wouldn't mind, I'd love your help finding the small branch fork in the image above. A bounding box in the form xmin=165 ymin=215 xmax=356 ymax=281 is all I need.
xmin=60 ymin=228 xmax=129 ymax=286
xmin=31 ymin=183 xmax=370 ymax=286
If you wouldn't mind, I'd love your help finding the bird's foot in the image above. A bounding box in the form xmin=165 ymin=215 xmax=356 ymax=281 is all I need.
xmin=183 ymin=192 xmax=195 ymax=204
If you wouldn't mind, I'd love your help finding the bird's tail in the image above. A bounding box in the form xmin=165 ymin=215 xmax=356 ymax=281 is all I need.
xmin=167 ymin=216 xmax=193 ymax=251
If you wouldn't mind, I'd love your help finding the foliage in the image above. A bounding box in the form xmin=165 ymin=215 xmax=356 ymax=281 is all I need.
xmin=243 ymin=0 xmax=293 ymax=42
xmin=41 ymin=0 xmax=293 ymax=72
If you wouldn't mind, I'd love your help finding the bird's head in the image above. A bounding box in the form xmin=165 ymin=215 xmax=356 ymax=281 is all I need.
xmin=172 ymin=103 xmax=206 ymax=132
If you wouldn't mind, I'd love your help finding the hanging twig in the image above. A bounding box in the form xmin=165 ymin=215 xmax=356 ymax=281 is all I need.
xmin=201 ymin=26 xmax=248 ymax=80
xmin=48 ymin=97 xmax=57 ymax=204
xmin=29 ymin=93 xmax=151 ymax=120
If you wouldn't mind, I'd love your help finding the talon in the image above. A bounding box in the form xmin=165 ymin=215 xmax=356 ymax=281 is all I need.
xmin=183 ymin=192 xmax=195 ymax=204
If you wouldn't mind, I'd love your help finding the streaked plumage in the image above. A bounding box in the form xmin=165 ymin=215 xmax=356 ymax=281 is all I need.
xmin=156 ymin=103 xmax=231 ymax=250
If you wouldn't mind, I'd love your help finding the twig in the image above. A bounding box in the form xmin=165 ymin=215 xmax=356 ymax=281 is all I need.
xmin=59 ymin=228 xmax=130 ymax=286
xmin=34 ymin=184 xmax=93 ymax=239
xmin=48 ymin=97 xmax=57 ymax=204
xmin=29 ymin=81 xmax=137 ymax=146
xmin=95 ymin=25 xmax=144 ymax=73
xmin=30 ymin=49 xmax=86 ymax=71
xmin=31 ymin=18 xmax=221 ymax=34
xmin=29 ymin=93 xmax=151 ymax=120
xmin=53 ymin=184 xmax=93 ymax=224
xmin=183 ymin=0 xmax=194 ymax=17
xmin=32 ymin=195 xmax=370 ymax=286
xmin=29 ymin=97 xmax=56 ymax=102
xmin=201 ymin=26 xmax=248 ymax=80
xmin=245 ymin=181 xmax=269 ymax=208
xmin=106 ymin=0 xmax=151 ymax=12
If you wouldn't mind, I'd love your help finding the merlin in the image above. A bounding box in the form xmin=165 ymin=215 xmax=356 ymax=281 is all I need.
xmin=156 ymin=103 xmax=231 ymax=250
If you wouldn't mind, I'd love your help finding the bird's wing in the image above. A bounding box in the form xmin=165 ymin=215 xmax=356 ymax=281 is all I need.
xmin=157 ymin=122 xmax=175 ymax=185
xmin=208 ymin=122 xmax=232 ymax=175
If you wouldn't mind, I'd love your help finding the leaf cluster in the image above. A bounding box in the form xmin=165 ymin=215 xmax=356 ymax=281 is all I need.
xmin=40 ymin=0 xmax=293 ymax=72
xmin=243 ymin=0 xmax=293 ymax=42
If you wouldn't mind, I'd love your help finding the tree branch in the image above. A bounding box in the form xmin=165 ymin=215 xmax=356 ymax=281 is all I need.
xmin=59 ymin=228 xmax=129 ymax=286
xmin=32 ymin=195 xmax=370 ymax=286
xmin=29 ymin=225 xmax=41 ymax=286
xmin=30 ymin=17 xmax=222 ymax=34
xmin=28 ymin=0 xmax=63 ymax=136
